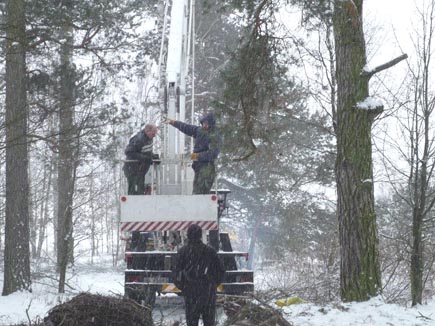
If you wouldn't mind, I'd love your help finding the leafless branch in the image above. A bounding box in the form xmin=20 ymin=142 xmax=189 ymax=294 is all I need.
xmin=362 ymin=54 xmax=409 ymax=78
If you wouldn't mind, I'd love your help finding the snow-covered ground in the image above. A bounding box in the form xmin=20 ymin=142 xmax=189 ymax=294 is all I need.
xmin=0 ymin=260 xmax=125 ymax=325
xmin=282 ymin=296 xmax=434 ymax=326
xmin=0 ymin=258 xmax=434 ymax=326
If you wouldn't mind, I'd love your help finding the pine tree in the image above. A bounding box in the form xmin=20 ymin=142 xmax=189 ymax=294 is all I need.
xmin=2 ymin=0 xmax=31 ymax=295
xmin=332 ymin=0 xmax=406 ymax=301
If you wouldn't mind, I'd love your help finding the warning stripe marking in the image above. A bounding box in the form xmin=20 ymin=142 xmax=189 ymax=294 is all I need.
xmin=121 ymin=221 xmax=218 ymax=232
xmin=161 ymin=283 xmax=181 ymax=292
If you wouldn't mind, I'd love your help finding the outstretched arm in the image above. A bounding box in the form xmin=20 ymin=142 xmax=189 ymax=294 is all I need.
xmin=171 ymin=120 xmax=199 ymax=138
xmin=163 ymin=115 xmax=198 ymax=137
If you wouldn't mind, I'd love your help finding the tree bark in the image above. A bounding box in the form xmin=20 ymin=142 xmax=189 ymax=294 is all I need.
xmin=2 ymin=0 xmax=31 ymax=295
xmin=90 ymin=173 xmax=96 ymax=264
xmin=409 ymin=2 xmax=435 ymax=304
xmin=333 ymin=0 xmax=382 ymax=301
xmin=36 ymin=157 xmax=54 ymax=259
xmin=57 ymin=6 xmax=77 ymax=293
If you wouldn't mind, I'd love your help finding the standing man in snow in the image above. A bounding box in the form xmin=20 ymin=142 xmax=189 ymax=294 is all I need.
xmin=164 ymin=112 xmax=221 ymax=194
xmin=173 ymin=224 xmax=225 ymax=326
xmin=123 ymin=124 xmax=158 ymax=195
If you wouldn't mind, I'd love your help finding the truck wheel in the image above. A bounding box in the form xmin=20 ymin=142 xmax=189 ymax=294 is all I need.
xmin=142 ymin=289 xmax=156 ymax=307
xmin=125 ymin=287 xmax=156 ymax=307
xmin=124 ymin=287 xmax=137 ymax=301
xmin=209 ymin=230 xmax=219 ymax=251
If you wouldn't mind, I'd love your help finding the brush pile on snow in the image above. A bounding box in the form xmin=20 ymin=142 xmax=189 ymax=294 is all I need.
xmin=43 ymin=292 xmax=153 ymax=326
xmin=223 ymin=299 xmax=291 ymax=326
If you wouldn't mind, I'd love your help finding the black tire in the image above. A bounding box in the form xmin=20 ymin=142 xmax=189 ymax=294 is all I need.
xmin=209 ymin=229 xmax=219 ymax=251
xmin=124 ymin=286 xmax=137 ymax=301
xmin=143 ymin=290 xmax=156 ymax=307
xmin=125 ymin=286 xmax=156 ymax=308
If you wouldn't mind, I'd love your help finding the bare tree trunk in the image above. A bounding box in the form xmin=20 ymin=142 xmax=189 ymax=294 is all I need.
xmin=53 ymin=156 xmax=59 ymax=258
xmin=409 ymin=89 xmax=425 ymax=306
xmin=52 ymin=115 xmax=59 ymax=259
xmin=105 ymin=207 xmax=111 ymax=256
xmin=411 ymin=207 xmax=424 ymax=305
xmin=114 ymin=165 xmax=123 ymax=266
xmin=57 ymin=6 xmax=77 ymax=293
xmin=90 ymin=173 xmax=96 ymax=264
xmin=36 ymin=157 xmax=54 ymax=259
xmin=409 ymin=1 xmax=435 ymax=305
xmin=2 ymin=0 xmax=31 ymax=295
xmin=333 ymin=0 xmax=382 ymax=302
xmin=247 ymin=211 xmax=264 ymax=270
xmin=29 ymin=163 xmax=36 ymax=258
xmin=0 ymin=168 xmax=3 ymax=253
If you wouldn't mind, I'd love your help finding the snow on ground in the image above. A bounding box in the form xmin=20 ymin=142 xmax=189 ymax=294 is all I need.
xmin=0 ymin=258 xmax=435 ymax=325
xmin=282 ymin=296 xmax=435 ymax=326
xmin=0 ymin=259 xmax=125 ymax=325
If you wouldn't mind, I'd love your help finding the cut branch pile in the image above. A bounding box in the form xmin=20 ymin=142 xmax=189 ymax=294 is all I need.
xmin=43 ymin=292 xmax=153 ymax=326
xmin=223 ymin=299 xmax=292 ymax=326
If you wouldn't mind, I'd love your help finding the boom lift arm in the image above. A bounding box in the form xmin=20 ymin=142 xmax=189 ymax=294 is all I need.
xmin=120 ymin=0 xmax=254 ymax=305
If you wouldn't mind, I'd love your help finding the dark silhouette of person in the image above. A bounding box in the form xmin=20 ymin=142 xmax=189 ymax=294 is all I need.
xmin=173 ymin=224 xmax=225 ymax=326
xmin=123 ymin=124 xmax=157 ymax=195
xmin=165 ymin=113 xmax=221 ymax=194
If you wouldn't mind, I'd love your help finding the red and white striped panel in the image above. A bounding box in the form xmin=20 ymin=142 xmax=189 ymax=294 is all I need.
xmin=121 ymin=220 xmax=218 ymax=232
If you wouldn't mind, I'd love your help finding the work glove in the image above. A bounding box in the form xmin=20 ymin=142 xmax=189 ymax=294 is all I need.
xmin=191 ymin=153 xmax=199 ymax=160
xmin=162 ymin=115 xmax=175 ymax=125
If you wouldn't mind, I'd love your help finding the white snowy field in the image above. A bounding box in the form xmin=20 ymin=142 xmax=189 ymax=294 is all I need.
xmin=0 ymin=257 xmax=434 ymax=326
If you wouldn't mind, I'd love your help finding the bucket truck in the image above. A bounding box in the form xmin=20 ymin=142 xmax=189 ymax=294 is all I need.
xmin=120 ymin=0 xmax=254 ymax=305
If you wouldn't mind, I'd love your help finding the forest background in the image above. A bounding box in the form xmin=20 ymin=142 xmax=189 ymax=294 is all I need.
xmin=1 ymin=0 xmax=435 ymax=312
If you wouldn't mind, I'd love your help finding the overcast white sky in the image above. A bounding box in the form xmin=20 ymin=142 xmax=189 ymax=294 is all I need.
xmin=364 ymin=0 xmax=420 ymax=66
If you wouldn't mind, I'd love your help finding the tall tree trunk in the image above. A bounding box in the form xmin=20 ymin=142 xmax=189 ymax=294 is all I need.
xmin=247 ymin=211 xmax=264 ymax=270
xmin=90 ymin=172 xmax=96 ymax=264
xmin=53 ymin=155 xmax=59 ymax=257
xmin=409 ymin=90 xmax=425 ymax=306
xmin=114 ymin=166 xmax=122 ymax=266
xmin=0 ymin=164 xmax=3 ymax=253
xmin=411 ymin=206 xmax=424 ymax=305
xmin=333 ymin=0 xmax=382 ymax=301
xmin=57 ymin=6 xmax=76 ymax=293
xmin=36 ymin=157 xmax=54 ymax=259
xmin=2 ymin=0 xmax=31 ymax=295
xmin=409 ymin=2 xmax=435 ymax=304
xmin=29 ymin=162 xmax=36 ymax=258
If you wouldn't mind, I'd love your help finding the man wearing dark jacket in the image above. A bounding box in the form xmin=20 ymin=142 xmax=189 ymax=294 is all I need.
xmin=165 ymin=112 xmax=221 ymax=194
xmin=173 ymin=224 xmax=225 ymax=326
xmin=123 ymin=124 xmax=158 ymax=195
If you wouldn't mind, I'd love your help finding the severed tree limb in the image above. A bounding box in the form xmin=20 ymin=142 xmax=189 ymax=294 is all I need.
xmin=416 ymin=311 xmax=433 ymax=320
xmin=26 ymin=299 xmax=33 ymax=326
xmin=232 ymin=145 xmax=257 ymax=162
xmin=361 ymin=53 xmax=408 ymax=78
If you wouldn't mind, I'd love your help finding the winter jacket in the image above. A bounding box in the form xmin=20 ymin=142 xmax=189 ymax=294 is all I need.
xmin=173 ymin=239 xmax=225 ymax=299
xmin=172 ymin=113 xmax=222 ymax=172
xmin=123 ymin=129 xmax=153 ymax=173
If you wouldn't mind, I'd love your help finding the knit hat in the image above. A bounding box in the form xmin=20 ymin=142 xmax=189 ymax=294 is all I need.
xmin=187 ymin=224 xmax=202 ymax=241
xmin=199 ymin=112 xmax=216 ymax=128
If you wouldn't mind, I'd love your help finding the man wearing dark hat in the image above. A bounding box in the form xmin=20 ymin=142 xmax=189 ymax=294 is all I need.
xmin=173 ymin=224 xmax=225 ymax=326
xmin=164 ymin=112 xmax=221 ymax=194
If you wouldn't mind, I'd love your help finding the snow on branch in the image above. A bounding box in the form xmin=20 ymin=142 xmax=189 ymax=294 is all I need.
xmin=361 ymin=53 xmax=408 ymax=78
xmin=356 ymin=97 xmax=383 ymax=111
